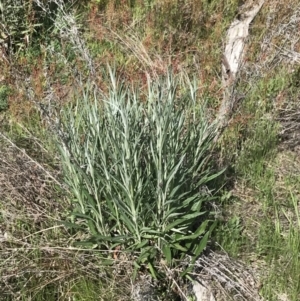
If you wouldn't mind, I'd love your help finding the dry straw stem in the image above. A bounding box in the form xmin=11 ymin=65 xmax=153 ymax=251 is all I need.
xmin=276 ymin=104 xmax=300 ymax=151
xmin=0 ymin=132 xmax=64 ymax=189
xmin=259 ymin=3 xmax=300 ymax=68
xmin=108 ymin=27 xmax=167 ymax=78
xmin=239 ymin=0 xmax=300 ymax=88
xmin=1 ymin=244 xmax=131 ymax=299
xmin=192 ymin=251 xmax=263 ymax=301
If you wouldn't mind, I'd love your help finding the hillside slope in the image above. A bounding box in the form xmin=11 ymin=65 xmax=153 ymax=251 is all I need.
xmin=0 ymin=0 xmax=299 ymax=300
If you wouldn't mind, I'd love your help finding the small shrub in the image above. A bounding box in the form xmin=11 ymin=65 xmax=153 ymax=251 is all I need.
xmin=0 ymin=0 xmax=59 ymax=55
xmin=0 ymin=85 xmax=9 ymax=112
xmin=58 ymin=69 xmax=222 ymax=279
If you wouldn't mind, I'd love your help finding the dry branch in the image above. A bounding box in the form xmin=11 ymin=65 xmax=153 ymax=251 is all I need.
xmin=217 ymin=0 xmax=265 ymax=133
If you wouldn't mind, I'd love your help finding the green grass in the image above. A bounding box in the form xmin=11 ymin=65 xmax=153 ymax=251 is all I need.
xmin=216 ymin=66 xmax=300 ymax=299
xmin=58 ymin=69 xmax=222 ymax=282
xmin=258 ymin=190 xmax=300 ymax=301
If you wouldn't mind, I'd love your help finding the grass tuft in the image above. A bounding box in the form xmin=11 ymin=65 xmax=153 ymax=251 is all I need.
xmin=57 ymin=68 xmax=223 ymax=281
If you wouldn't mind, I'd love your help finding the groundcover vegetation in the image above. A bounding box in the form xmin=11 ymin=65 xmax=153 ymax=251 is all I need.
xmin=2 ymin=0 xmax=300 ymax=300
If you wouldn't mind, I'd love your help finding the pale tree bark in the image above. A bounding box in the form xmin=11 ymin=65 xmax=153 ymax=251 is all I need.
xmin=217 ymin=0 xmax=265 ymax=135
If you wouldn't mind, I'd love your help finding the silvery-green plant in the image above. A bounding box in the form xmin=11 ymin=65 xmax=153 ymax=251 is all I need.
xmin=0 ymin=85 xmax=9 ymax=112
xmin=0 ymin=0 xmax=61 ymax=54
xmin=58 ymin=69 xmax=222 ymax=278
xmin=0 ymin=0 xmax=37 ymax=53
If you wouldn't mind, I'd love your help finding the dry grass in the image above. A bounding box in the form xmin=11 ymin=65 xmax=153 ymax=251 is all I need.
xmin=0 ymin=133 xmax=133 ymax=300
xmin=192 ymin=250 xmax=263 ymax=301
